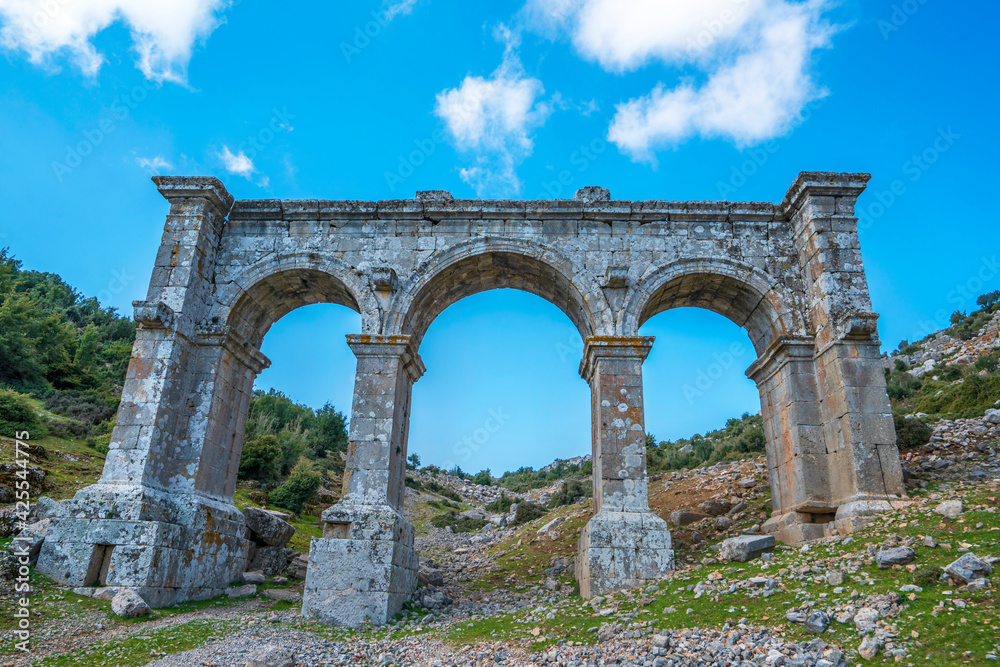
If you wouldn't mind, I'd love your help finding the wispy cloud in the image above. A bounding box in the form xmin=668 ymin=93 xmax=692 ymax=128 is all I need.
xmin=434 ymin=26 xmax=552 ymax=196
xmin=525 ymin=0 xmax=835 ymax=163
xmin=135 ymin=155 xmax=173 ymax=172
xmin=382 ymin=0 xmax=419 ymax=22
xmin=218 ymin=146 xmax=255 ymax=178
xmin=0 ymin=0 xmax=230 ymax=83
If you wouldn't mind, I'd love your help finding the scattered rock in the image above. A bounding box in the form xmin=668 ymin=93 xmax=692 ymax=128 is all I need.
xmin=858 ymin=635 xmax=879 ymax=660
xmin=245 ymin=644 xmax=294 ymax=667
xmin=243 ymin=508 xmax=296 ymax=547
xmin=935 ymin=500 xmax=965 ymax=518
xmin=806 ymin=610 xmax=830 ymax=634
xmin=7 ymin=518 xmax=50 ymax=565
xmin=227 ymin=584 xmax=257 ymax=599
xmin=718 ymin=535 xmax=775 ymax=562
xmin=110 ymin=589 xmax=150 ymax=618
xmin=242 ymin=571 xmax=266 ymax=584
xmin=875 ymin=546 xmax=916 ymax=569
xmin=670 ymin=511 xmax=710 ymax=527
xmin=943 ymin=553 xmax=993 ymax=584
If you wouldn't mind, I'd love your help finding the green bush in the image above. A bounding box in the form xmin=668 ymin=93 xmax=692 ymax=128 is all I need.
xmin=269 ymin=458 xmax=323 ymax=514
xmin=485 ymin=491 xmax=514 ymax=514
xmin=894 ymin=414 xmax=932 ymax=450
xmin=0 ymin=389 xmax=40 ymax=437
xmin=424 ymin=480 xmax=461 ymax=502
xmin=239 ymin=434 xmax=282 ymax=482
xmin=43 ymin=390 xmax=116 ymax=425
xmin=912 ymin=565 xmax=943 ymax=588
xmin=513 ymin=501 xmax=548 ymax=525
xmin=549 ymin=479 xmax=592 ymax=508
xmin=975 ymin=351 xmax=999 ymax=373
xmin=404 ymin=475 xmax=423 ymax=491
xmin=915 ymin=372 xmax=1000 ymax=418
xmin=430 ymin=511 xmax=487 ymax=533
xmin=472 ymin=469 xmax=492 ymax=486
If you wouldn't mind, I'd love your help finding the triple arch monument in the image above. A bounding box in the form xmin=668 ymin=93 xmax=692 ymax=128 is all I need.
xmin=36 ymin=171 xmax=905 ymax=628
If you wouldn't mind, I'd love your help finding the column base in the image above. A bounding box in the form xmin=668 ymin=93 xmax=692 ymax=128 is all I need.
xmin=575 ymin=510 xmax=674 ymax=598
xmin=302 ymin=503 xmax=417 ymax=628
xmin=35 ymin=483 xmax=248 ymax=606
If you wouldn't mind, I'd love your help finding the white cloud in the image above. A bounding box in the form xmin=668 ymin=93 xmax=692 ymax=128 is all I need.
xmin=435 ymin=27 xmax=551 ymax=196
xmin=218 ymin=146 xmax=254 ymax=178
xmin=526 ymin=0 xmax=834 ymax=162
xmin=135 ymin=155 xmax=172 ymax=172
xmin=0 ymin=0 xmax=230 ymax=83
xmin=382 ymin=0 xmax=419 ymax=22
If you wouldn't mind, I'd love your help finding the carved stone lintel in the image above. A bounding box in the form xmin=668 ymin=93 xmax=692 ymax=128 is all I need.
xmin=839 ymin=312 xmax=880 ymax=341
xmin=604 ymin=266 xmax=628 ymax=289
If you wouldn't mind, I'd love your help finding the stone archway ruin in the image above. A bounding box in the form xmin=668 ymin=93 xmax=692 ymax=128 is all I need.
xmin=37 ymin=172 xmax=906 ymax=628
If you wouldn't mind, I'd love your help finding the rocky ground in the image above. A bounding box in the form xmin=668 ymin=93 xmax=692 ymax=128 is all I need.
xmin=1 ymin=440 xmax=997 ymax=666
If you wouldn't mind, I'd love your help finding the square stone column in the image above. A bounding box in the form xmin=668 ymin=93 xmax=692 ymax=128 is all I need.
xmin=36 ymin=177 xmax=250 ymax=606
xmin=784 ymin=174 xmax=906 ymax=535
xmin=575 ymin=336 xmax=674 ymax=598
xmin=302 ymin=334 xmax=423 ymax=628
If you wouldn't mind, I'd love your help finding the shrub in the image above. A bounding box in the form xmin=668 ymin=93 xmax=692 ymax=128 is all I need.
xmin=513 ymin=501 xmax=548 ymax=525
xmin=269 ymin=458 xmax=323 ymax=514
xmin=43 ymin=390 xmax=115 ymax=425
xmin=424 ymin=480 xmax=461 ymax=502
xmin=894 ymin=415 xmax=932 ymax=450
xmin=239 ymin=434 xmax=282 ymax=482
xmin=47 ymin=418 xmax=90 ymax=439
xmin=912 ymin=566 xmax=943 ymax=588
xmin=0 ymin=389 xmax=40 ymax=437
xmin=404 ymin=475 xmax=423 ymax=491
xmin=86 ymin=433 xmax=111 ymax=455
xmin=974 ymin=351 xmax=999 ymax=373
xmin=472 ymin=469 xmax=492 ymax=486
xmin=549 ymin=479 xmax=591 ymax=508
xmin=430 ymin=512 xmax=487 ymax=533
xmin=485 ymin=491 xmax=514 ymax=514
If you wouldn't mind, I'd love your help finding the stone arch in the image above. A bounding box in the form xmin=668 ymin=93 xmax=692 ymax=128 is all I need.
xmin=218 ymin=254 xmax=372 ymax=349
xmin=623 ymin=258 xmax=807 ymax=354
xmin=385 ymin=238 xmax=607 ymax=350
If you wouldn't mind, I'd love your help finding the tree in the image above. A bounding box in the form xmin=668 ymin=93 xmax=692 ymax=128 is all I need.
xmin=407 ymin=453 xmax=420 ymax=470
xmin=977 ymin=290 xmax=1000 ymax=309
xmin=269 ymin=458 xmax=323 ymax=514
xmin=472 ymin=469 xmax=492 ymax=486
xmin=239 ymin=434 xmax=282 ymax=482
xmin=950 ymin=310 xmax=966 ymax=325
xmin=312 ymin=402 xmax=348 ymax=458
xmin=0 ymin=389 xmax=41 ymax=437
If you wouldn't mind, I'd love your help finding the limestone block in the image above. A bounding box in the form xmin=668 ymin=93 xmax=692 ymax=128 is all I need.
xmin=718 ymin=535 xmax=776 ymax=562
xmin=111 ymin=589 xmax=151 ymax=617
xmin=243 ymin=508 xmax=295 ymax=547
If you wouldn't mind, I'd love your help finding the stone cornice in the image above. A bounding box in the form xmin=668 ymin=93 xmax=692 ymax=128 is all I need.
xmin=744 ymin=335 xmax=817 ymax=384
xmin=346 ymin=334 xmax=426 ymax=382
xmin=197 ymin=324 xmax=271 ymax=375
xmin=778 ymin=171 xmax=871 ymax=218
xmin=579 ymin=336 xmax=655 ymax=382
xmin=153 ymin=176 xmax=235 ymax=220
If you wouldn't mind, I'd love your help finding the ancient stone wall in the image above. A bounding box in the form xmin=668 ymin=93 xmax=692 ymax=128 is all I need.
xmin=37 ymin=172 xmax=905 ymax=626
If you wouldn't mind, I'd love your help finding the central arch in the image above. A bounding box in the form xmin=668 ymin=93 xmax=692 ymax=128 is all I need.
xmin=386 ymin=238 xmax=607 ymax=350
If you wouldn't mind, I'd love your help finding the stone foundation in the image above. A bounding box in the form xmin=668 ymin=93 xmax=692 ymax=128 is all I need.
xmin=576 ymin=510 xmax=674 ymax=598
xmin=302 ymin=504 xmax=417 ymax=628
xmin=36 ymin=484 xmax=248 ymax=606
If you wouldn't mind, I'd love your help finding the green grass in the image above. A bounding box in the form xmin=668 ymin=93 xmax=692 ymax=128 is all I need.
xmin=34 ymin=619 xmax=234 ymax=667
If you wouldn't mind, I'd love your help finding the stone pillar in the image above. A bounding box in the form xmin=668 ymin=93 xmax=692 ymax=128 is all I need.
xmin=747 ymin=336 xmax=835 ymax=543
xmin=36 ymin=177 xmax=251 ymax=606
xmin=784 ymin=173 xmax=906 ymax=536
xmin=302 ymin=334 xmax=423 ymax=628
xmin=575 ymin=336 xmax=674 ymax=598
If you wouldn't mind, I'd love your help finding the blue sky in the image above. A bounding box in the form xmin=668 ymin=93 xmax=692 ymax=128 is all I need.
xmin=1 ymin=0 xmax=997 ymax=474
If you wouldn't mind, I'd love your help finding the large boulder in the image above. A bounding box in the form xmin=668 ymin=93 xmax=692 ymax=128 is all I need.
xmin=0 ymin=462 xmax=45 ymax=504
xmin=31 ymin=496 xmax=64 ymax=522
xmin=983 ymin=409 xmax=1000 ymax=425
xmin=8 ymin=518 xmax=50 ymax=566
xmin=249 ymin=546 xmax=293 ymax=576
xmin=111 ymin=589 xmax=150 ymax=618
xmin=699 ymin=499 xmax=731 ymax=517
xmin=718 ymin=535 xmax=775 ymax=562
xmin=418 ymin=566 xmax=445 ymax=587
xmin=243 ymin=508 xmax=295 ymax=547
xmin=875 ymin=547 xmax=916 ymax=569
xmin=670 ymin=510 xmax=710 ymax=527
xmin=943 ymin=553 xmax=993 ymax=584
xmin=934 ymin=500 xmax=964 ymax=518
